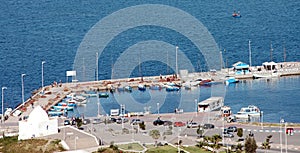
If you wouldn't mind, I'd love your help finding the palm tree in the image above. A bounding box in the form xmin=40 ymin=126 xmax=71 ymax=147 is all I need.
xmin=149 ymin=130 xmax=160 ymax=147
xmin=212 ymin=134 xmax=222 ymax=152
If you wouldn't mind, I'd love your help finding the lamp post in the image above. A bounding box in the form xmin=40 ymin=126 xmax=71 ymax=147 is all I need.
xmin=261 ymin=111 xmax=263 ymax=129
xmin=42 ymin=61 xmax=46 ymax=93
xmin=157 ymin=103 xmax=159 ymax=115
xmin=21 ymin=74 xmax=26 ymax=106
xmin=280 ymin=118 xmax=285 ymax=153
xmin=194 ymin=99 xmax=198 ymax=116
xmin=177 ymin=127 xmax=181 ymax=153
xmin=2 ymin=87 xmax=7 ymax=123
xmin=96 ymin=52 xmax=98 ymax=81
xmin=74 ymin=136 xmax=78 ymax=150
xmin=285 ymin=122 xmax=287 ymax=153
xmin=175 ymin=46 xmax=178 ymax=76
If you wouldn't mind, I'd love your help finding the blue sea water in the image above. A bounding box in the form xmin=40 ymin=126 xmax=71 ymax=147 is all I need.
xmin=0 ymin=0 xmax=299 ymax=122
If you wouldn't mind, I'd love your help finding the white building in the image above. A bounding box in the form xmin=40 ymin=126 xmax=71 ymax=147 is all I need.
xmin=18 ymin=105 xmax=58 ymax=140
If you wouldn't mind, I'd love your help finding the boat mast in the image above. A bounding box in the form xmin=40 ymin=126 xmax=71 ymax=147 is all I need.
xmin=139 ymin=50 xmax=142 ymax=78
xmin=283 ymin=42 xmax=286 ymax=62
xmin=249 ymin=40 xmax=252 ymax=67
xmin=167 ymin=49 xmax=169 ymax=74
xmin=111 ymin=51 xmax=114 ymax=79
xmin=175 ymin=46 xmax=178 ymax=76
xmin=270 ymin=42 xmax=273 ymax=62
xmin=219 ymin=50 xmax=223 ymax=70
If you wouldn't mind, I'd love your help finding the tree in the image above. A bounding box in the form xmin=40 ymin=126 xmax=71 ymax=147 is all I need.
xmin=261 ymin=135 xmax=272 ymax=150
xmin=236 ymin=143 xmax=243 ymax=153
xmin=197 ymin=126 xmax=204 ymax=138
xmin=139 ymin=122 xmax=146 ymax=130
xmin=149 ymin=130 xmax=160 ymax=146
xmin=212 ymin=134 xmax=222 ymax=152
xmin=75 ymin=118 xmax=82 ymax=128
xmin=237 ymin=128 xmax=244 ymax=141
xmin=245 ymin=136 xmax=257 ymax=153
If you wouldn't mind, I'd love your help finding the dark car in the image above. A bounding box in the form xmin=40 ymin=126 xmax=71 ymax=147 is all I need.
xmin=203 ymin=123 xmax=215 ymax=129
xmin=163 ymin=121 xmax=173 ymax=126
xmin=153 ymin=119 xmax=165 ymax=126
xmin=227 ymin=126 xmax=237 ymax=132
xmin=64 ymin=119 xmax=71 ymax=126
xmin=222 ymin=131 xmax=234 ymax=138
xmin=116 ymin=118 xmax=129 ymax=124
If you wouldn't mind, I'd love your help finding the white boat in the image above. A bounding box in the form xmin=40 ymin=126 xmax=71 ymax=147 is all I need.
xmin=66 ymin=93 xmax=87 ymax=105
xmin=235 ymin=105 xmax=261 ymax=119
xmin=253 ymin=72 xmax=279 ymax=79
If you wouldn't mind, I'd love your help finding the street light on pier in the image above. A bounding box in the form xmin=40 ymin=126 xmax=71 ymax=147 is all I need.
xmin=194 ymin=99 xmax=198 ymax=116
xmin=21 ymin=74 xmax=26 ymax=106
xmin=2 ymin=87 xmax=7 ymax=123
xmin=175 ymin=46 xmax=179 ymax=76
xmin=157 ymin=103 xmax=159 ymax=115
xmin=42 ymin=61 xmax=46 ymax=93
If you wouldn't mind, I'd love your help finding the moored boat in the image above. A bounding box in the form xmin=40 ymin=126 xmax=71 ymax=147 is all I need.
xmin=234 ymin=105 xmax=261 ymax=119
xmin=165 ymin=85 xmax=180 ymax=91
xmin=99 ymin=92 xmax=109 ymax=98
xmin=225 ymin=77 xmax=239 ymax=85
xmin=138 ymin=84 xmax=146 ymax=91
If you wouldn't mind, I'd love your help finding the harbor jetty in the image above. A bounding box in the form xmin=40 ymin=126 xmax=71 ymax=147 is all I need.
xmin=1 ymin=61 xmax=300 ymax=133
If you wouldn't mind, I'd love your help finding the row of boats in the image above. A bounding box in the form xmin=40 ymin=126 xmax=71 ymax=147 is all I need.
xmin=107 ymin=77 xmax=240 ymax=93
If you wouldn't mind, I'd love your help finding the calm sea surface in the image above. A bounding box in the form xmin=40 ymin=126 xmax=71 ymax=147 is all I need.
xmin=0 ymin=0 xmax=299 ymax=122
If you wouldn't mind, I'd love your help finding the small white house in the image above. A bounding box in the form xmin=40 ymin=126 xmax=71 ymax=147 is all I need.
xmin=18 ymin=105 xmax=58 ymax=140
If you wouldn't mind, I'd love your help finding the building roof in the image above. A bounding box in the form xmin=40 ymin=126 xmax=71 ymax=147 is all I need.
xmin=27 ymin=105 xmax=49 ymax=123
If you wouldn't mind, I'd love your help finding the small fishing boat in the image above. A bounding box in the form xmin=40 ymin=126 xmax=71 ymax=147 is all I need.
xmin=225 ymin=77 xmax=239 ymax=85
xmin=99 ymin=92 xmax=109 ymax=98
xmin=165 ymin=85 xmax=180 ymax=92
xmin=232 ymin=11 xmax=241 ymax=18
xmin=138 ymin=84 xmax=146 ymax=91
xmin=124 ymin=86 xmax=133 ymax=92
xmin=149 ymin=84 xmax=162 ymax=90
xmin=48 ymin=110 xmax=63 ymax=116
xmin=81 ymin=91 xmax=98 ymax=97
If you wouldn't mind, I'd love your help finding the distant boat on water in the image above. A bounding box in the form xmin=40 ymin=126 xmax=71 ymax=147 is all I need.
xmin=232 ymin=11 xmax=241 ymax=18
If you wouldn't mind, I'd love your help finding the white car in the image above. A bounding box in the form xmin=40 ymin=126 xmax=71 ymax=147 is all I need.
xmin=187 ymin=122 xmax=199 ymax=128
xmin=92 ymin=118 xmax=102 ymax=124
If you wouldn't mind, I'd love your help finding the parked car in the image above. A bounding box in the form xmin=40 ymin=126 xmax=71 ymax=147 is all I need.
xmin=163 ymin=121 xmax=173 ymax=126
xmin=221 ymin=131 xmax=234 ymax=138
xmin=187 ymin=122 xmax=199 ymax=128
xmin=203 ymin=123 xmax=215 ymax=129
xmin=83 ymin=119 xmax=91 ymax=125
xmin=64 ymin=119 xmax=71 ymax=126
xmin=109 ymin=117 xmax=117 ymax=123
xmin=227 ymin=126 xmax=237 ymax=132
xmin=131 ymin=119 xmax=144 ymax=125
xmin=92 ymin=118 xmax=102 ymax=124
xmin=174 ymin=121 xmax=186 ymax=127
xmin=116 ymin=118 xmax=129 ymax=124
xmin=153 ymin=119 xmax=165 ymax=126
